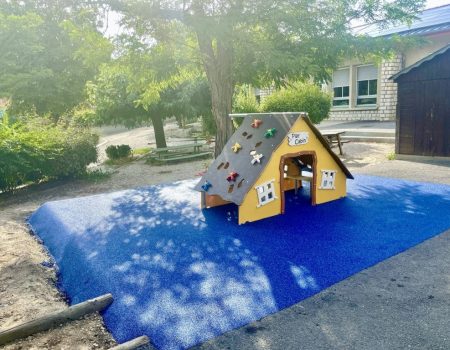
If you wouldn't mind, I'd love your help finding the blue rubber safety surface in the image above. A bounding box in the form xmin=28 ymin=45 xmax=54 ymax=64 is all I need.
xmin=29 ymin=175 xmax=450 ymax=350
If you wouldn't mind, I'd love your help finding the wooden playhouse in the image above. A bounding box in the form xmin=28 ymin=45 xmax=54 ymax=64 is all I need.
xmin=194 ymin=112 xmax=353 ymax=224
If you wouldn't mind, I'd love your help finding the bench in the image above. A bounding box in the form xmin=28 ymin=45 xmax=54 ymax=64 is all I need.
xmin=285 ymin=174 xmax=313 ymax=194
xmin=285 ymin=175 xmax=312 ymax=182
xmin=159 ymin=152 xmax=212 ymax=164
xmin=148 ymin=142 xmax=213 ymax=164
xmin=150 ymin=143 xmax=205 ymax=157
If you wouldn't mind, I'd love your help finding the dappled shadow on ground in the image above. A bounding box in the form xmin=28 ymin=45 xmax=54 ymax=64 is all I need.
xmin=339 ymin=143 xmax=393 ymax=169
xmin=28 ymin=176 xmax=450 ymax=350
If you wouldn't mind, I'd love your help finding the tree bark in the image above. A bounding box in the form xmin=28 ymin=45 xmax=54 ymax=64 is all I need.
xmin=150 ymin=115 xmax=167 ymax=148
xmin=209 ymin=67 xmax=234 ymax=157
xmin=196 ymin=31 xmax=234 ymax=157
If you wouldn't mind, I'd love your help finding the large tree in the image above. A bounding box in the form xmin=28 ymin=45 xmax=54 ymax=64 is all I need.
xmin=110 ymin=0 xmax=424 ymax=156
xmin=0 ymin=0 xmax=112 ymax=117
xmin=88 ymin=39 xmax=211 ymax=148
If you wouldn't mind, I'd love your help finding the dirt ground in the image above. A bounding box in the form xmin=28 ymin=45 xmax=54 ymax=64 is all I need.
xmin=0 ymin=141 xmax=448 ymax=350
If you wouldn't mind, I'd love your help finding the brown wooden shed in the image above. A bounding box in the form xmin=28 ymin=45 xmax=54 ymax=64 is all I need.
xmin=391 ymin=44 xmax=450 ymax=157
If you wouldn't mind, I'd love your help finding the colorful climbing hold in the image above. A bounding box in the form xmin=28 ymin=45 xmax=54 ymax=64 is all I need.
xmin=251 ymin=119 xmax=263 ymax=128
xmin=201 ymin=181 xmax=212 ymax=191
xmin=227 ymin=171 xmax=239 ymax=182
xmin=250 ymin=151 xmax=264 ymax=165
xmin=231 ymin=142 xmax=242 ymax=153
xmin=264 ymin=128 xmax=276 ymax=138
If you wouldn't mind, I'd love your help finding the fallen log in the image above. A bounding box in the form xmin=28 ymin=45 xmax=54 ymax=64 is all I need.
xmin=109 ymin=335 xmax=154 ymax=350
xmin=0 ymin=293 xmax=113 ymax=346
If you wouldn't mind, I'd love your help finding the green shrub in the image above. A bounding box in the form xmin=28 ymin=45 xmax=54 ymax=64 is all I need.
xmin=201 ymin=85 xmax=262 ymax=135
xmin=58 ymin=104 xmax=98 ymax=128
xmin=0 ymin=120 xmax=98 ymax=192
xmin=201 ymin=114 xmax=216 ymax=137
xmin=233 ymin=85 xmax=260 ymax=114
xmin=232 ymin=85 xmax=260 ymax=128
xmin=261 ymin=82 xmax=332 ymax=124
xmin=105 ymin=144 xmax=132 ymax=160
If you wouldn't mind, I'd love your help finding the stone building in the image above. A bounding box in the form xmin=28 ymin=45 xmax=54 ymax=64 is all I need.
xmin=328 ymin=5 xmax=450 ymax=121
xmin=256 ymin=5 xmax=450 ymax=122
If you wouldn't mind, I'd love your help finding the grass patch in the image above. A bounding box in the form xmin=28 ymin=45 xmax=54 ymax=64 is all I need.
xmin=80 ymin=169 xmax=111 ymax=183
xmin=132 ymin=147 xmax=152 ymax=156
xmin=386 ymin=152 xmax=396 ymax=160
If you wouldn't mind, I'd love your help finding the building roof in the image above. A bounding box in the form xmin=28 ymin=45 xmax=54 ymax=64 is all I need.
xmin=194 ymin=113 xmax=353 ymax=205
xmin=391 ymin=43 xmax=450 ymax=81
xmin=353 ymin=4 xmax=450 ymax=37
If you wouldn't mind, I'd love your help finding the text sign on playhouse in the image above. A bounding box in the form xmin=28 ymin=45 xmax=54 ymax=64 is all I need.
xmin=287 ymin=132 xmax=309 ymax=146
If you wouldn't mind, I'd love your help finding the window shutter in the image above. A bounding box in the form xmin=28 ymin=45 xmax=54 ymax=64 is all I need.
xmin=357 ymin=65 xmax=377 ymax=81
xmin=332 ymin=69 xmax=349 ymax=87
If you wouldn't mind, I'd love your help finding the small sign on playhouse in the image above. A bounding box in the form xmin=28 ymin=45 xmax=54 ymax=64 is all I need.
xmin=287 ymin=132 xmax=309 ymax=146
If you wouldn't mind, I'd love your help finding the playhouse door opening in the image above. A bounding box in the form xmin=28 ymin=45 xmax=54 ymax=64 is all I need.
xmin=280 ymin=153 xmax=316 ymax=213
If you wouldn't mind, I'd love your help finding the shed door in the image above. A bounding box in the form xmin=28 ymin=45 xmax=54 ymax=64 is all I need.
xmin=398 ymin=83 xmax=416 ymax=155
xmin=398 ymin=80 xmax=450 ymax=157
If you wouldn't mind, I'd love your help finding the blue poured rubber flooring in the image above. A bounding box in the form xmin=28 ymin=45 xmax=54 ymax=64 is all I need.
xmin=29 ymin=175 xmax=450 ymax=350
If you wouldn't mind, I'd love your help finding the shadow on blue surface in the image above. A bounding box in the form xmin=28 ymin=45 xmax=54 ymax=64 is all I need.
xmin=28 ymin=175 xmax=450 ymax=350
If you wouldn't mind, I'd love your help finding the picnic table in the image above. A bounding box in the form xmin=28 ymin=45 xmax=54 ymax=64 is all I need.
xmin=149 ymin=142 xmax=212 ymax=164
xmin=321 ymin=131 xmax=347 ymax=155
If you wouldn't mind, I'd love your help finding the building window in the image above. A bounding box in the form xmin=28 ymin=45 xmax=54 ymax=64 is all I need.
xmin=255 ymin=180 xmax=277 ymax=207
xmin=357 ymin=65 xmax=378 ymax=106
xmin=320 ymin=170 xmax=336 ymax=190
xmin=332 ymin=69 xmax=350 ymax=107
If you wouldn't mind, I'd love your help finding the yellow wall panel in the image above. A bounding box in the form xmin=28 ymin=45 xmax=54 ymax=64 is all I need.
xmin=238 ymin=118 xmax=348 ymax=224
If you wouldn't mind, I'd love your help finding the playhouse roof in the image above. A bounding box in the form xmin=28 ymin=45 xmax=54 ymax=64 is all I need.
xmin=194 ymin=112 xmax=353 ymax=205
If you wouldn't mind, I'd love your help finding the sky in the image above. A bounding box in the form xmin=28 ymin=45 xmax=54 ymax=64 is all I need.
xmin=104 ymin=0 xmax=450 ymax=38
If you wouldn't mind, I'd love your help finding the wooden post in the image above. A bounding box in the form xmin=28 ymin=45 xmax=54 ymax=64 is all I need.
xmin=109 ymin=336 xmax=154 ymax=350
xmin=200 ymin=192 xmax=206 ymax=209
xmin=336 ymin=134 xmax=344 ymax=155
xmin=0 ymin=294 xmax=113 ymax=346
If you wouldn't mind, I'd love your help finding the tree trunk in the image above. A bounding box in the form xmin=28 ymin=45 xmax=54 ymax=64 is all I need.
xmin=210 ymin=70 xmax=234 ymax=157
xmin=150 ymin=115 xmax=167 ymax=148
xmin=196 ymin=32 xmax=234 ymax=157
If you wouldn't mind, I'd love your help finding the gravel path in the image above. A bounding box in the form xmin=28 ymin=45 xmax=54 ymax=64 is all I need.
xmin=95 ymin=122 xmax=203 ymax=162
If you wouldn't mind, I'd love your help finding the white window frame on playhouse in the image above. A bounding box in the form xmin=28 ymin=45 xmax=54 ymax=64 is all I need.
xmin=320 ymin=170 xmax=337 ymax=190
xmin=255 ymin=179 xmax=277 ymax=207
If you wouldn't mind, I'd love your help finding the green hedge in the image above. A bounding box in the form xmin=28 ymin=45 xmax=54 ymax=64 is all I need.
xmin=233 ymin=85 xmax=260 ymax=114
xmin=232 ymin=85 xmax=261 ymax=128
xmin=0 ymin=121 xmax=98 ymax=192
xmin=261 ymin=82 xmax=332 ymax=124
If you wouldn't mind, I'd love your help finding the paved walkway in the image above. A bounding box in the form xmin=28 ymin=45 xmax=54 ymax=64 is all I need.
xmin=318 ymin=120 xmax=395 ymax=143
xmin=95 ymin=122 xmax=204 ymax=162
xmin=318 ymin=120 xmax=395 ymax=132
